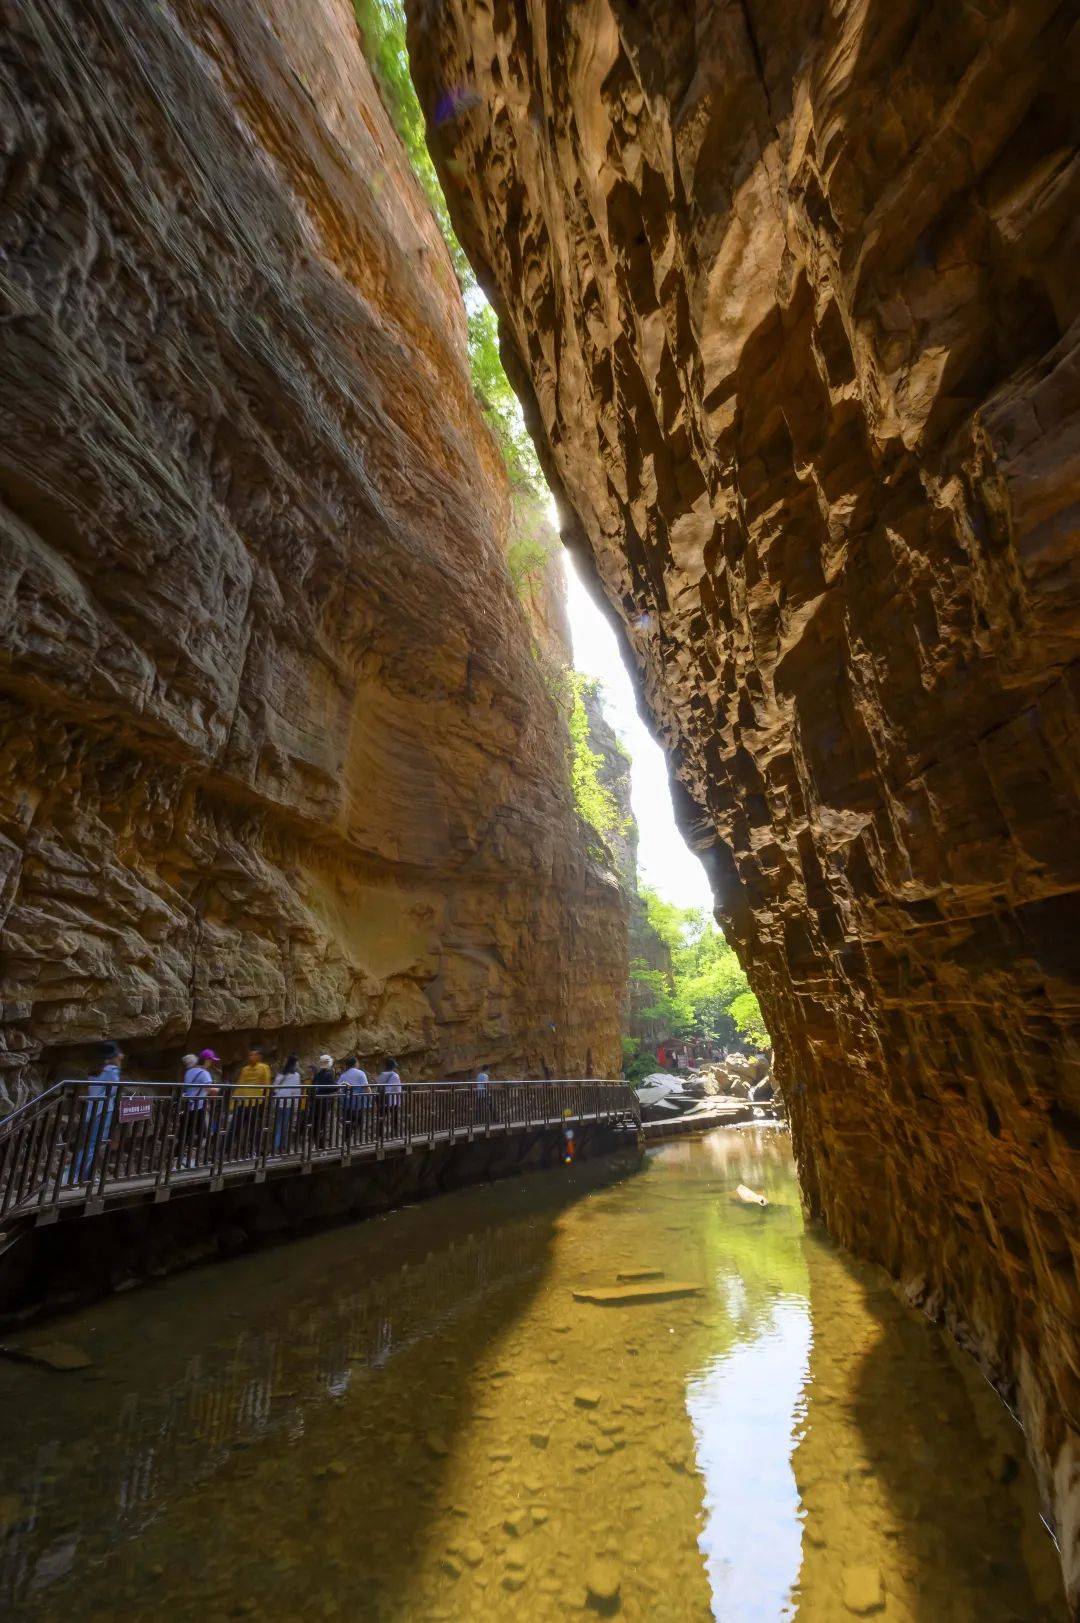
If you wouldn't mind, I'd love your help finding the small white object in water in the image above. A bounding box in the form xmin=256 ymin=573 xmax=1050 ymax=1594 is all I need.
xmin=734 ymin=1184 xmax=769 ymax=1207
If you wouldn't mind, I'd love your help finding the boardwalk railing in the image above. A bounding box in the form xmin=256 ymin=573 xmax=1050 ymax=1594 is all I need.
xmin=0 ymin=1080 xmax=641 ymax=1229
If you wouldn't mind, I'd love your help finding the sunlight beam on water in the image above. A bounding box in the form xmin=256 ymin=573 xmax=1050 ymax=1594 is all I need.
xmin=688 ymin=1296 xmax=812 ymax=1621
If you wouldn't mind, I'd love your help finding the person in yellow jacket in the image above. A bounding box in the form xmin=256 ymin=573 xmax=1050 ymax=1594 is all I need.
xmin=230 ymin=1045 xmax=271 ymax=1157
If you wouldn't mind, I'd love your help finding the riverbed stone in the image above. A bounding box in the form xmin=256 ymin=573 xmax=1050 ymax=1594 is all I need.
xmin=574 ymin=1388 xmax=602 ymax=1409
xmin=585 ymin=1559 xmax=621 ymax=1607
xmin=0 ymin=1495 xmax=25 ymax=1533
xmin=572 ymin=1283 xmax=703 ymax=1306
xmin=0 ymin=1341 xmax=93 ymax=1371
xmin=841 ymin=1566 xmax=885 ymax=1615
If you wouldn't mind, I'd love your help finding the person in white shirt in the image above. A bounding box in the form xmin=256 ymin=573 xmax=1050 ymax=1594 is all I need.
xmin=338 ymin=1055 xmax=369 ymax=1094
xmin=376 ymin=1058 xmax=403 ymax=1136
xmin=272 ymin=1053 xmax=302 ymax=1153
xmin=376 ymin=1059 xmax=402 ymax=1096
xmin=338 ymin=1055 xmax=370 ymax=1138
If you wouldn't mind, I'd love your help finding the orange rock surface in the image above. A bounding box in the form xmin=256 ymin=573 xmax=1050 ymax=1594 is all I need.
xmin=409 ymin=0 xmax=1080 ymax=1598
xmin=0 ymin=0 xmax=628 ymax=1098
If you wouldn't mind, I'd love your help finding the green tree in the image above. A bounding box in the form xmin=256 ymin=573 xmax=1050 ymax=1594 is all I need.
xmin=729 ymin=990 xmax=770 ymax=1049
xmin=568 ymin=674 xmax=624 ymax=844
xmin=634 ymin=885 xmax=769 ymax=1051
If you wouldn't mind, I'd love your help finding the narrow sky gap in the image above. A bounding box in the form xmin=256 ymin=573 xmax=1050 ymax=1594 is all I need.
xmin=561 ymin=549 xmax=713 ymax=911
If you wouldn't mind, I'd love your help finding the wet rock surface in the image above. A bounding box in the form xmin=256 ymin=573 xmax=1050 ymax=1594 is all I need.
xmin=0 ymin=0 xmax=629 ymax=1099
xmin=409 ymin=0 xmax=1080 ymax=1596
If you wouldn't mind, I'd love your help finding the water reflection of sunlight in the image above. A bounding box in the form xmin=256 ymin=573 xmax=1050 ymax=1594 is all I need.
xmin=688 ymin=1298 xmax=812 ymax=1620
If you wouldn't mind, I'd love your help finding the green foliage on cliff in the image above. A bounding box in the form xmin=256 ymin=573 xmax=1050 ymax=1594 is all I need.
xmin=353 ymin=0 xmax=543 ymax=495
xmin=569 ymin=674 xmax=624 ymax=843
xmin=630 ymin=886 xmax=769 ymax=1052
xmin=467 ymin=303 xmax=544 ymax=492
xmin=507 ymin=523 xmax=558 ymax=596
xmin=728 ymin=990 xmax=770 ymax=1048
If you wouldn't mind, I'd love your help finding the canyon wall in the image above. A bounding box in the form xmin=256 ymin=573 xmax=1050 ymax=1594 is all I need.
xmin=409 ymin=0 xmax=1080 ymax=1597
xmin=0 ymin=0 xmax=629 ymax=1103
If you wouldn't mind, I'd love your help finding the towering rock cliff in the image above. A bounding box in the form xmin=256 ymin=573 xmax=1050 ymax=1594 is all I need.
xmin=0 ymin=0 xmax=629 ymax=1102
xmin=409 ymin=0 xmax=1080 ymax=1596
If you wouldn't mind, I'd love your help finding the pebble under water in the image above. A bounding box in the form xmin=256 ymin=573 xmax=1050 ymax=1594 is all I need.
xmin=0 ymin=1127 xmax=1067 ymax=1621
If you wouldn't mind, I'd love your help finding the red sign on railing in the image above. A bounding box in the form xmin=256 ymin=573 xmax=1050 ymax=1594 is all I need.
xmin=118 ymin=1097 xmax=155 ymax=1123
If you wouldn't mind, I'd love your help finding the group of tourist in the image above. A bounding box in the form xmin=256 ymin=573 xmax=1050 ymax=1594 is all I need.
xmin=171 ymin=1047 xmax=409 ymax=1158
xmin=178 ymin=1047 xmax=404 ymax=1107
xmin=66 ymin=1044 xmax=497 ymax=1182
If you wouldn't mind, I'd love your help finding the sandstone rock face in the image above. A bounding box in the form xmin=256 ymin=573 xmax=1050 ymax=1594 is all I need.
xmin=409 ymin=0 xmax=1080 ymax=1595
xmin=0 ymin=0 xmax=628 ymax=1101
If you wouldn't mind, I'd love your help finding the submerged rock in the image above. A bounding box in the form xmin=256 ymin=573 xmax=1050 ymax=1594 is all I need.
xmin=0 ymin=1341 xmax=93 ymax=1372
xmin=585 ymin=1558 xmax=621 ymax=1608
xmin=573 ymin=1283 xmax=703 ymax=1305
xmin=841 ymin=1566 xmax=885 ymax=1615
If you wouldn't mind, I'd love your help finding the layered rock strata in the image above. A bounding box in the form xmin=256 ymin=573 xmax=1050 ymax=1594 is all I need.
xmin=0 ymin=0 xmax=629 ymax=1103
xmin=409 ymin=0 xmax=1080 ymax=1597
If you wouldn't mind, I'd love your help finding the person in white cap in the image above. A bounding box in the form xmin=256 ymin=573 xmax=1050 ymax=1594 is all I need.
xmin=310 ymin=1053 xmax=338 ymax=1149
xmin=179 ymin=1050 xmax=217 ymax=1165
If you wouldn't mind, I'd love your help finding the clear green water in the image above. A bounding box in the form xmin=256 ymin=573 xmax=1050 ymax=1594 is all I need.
xmin=0 ymin=1128 xmax=1066 ymax=1620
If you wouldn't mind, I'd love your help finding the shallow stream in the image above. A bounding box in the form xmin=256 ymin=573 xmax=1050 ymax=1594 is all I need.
xmin=0 ymin=1128 xmax=1066 ymax=1620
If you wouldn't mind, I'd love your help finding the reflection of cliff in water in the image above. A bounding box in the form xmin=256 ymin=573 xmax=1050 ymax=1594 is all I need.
xmin=0 ymin=1153 xmax=640 ymax=1610
xmin=789 ymin=1226 xmax=1067 ymax=1620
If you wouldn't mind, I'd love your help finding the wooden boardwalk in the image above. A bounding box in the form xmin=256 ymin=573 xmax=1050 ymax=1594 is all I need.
xmin=0 ymin=1080 xmax=641 ymax=1240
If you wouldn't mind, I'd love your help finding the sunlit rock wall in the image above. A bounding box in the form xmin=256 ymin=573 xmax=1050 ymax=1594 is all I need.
xmin=0 ymin=0 xmax=629 ymax=1101
xmin=409 ymin=0 xmax=1080 ymax=1594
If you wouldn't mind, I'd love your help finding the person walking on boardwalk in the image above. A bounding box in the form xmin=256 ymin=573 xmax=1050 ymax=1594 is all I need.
xmin=376 ymin=1058 xmax=403 ymax=1138
xmin=272 ymin=1053 xmax=302 ymax=1154
xmin=69 ymin=1041 xmax=123 ymax=1185
xmin=232 ymin=1045 xmax=271 ymax=1158
xmin=338 ymin=1055 xmax=370 ymax=1141
xmin=475 ymin=1067 xmax=491 ymax=1125
xmin=310 ymin=1053 xmax=338 ymax=1149
xmin=179 ymin=1049 xmax=219 ymax=1166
